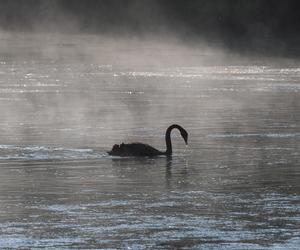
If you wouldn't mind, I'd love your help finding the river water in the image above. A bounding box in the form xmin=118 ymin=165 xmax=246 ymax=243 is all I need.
xmin=0 ymin=33 xmax=299 ymax=249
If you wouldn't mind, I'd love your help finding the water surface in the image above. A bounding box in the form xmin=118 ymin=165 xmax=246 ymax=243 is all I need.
xmin=0 ymin=33 xmax=299 ymax=249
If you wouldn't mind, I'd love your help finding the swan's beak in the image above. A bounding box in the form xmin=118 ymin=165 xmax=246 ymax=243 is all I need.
xmin=184 ymin=138 xmax=188 ymax=145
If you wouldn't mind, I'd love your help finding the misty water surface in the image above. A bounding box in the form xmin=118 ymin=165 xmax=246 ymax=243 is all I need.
xmin=0 ymin=33 xmax=299 ymax=249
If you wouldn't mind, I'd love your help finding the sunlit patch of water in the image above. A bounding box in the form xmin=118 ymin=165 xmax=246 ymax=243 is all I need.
xmin=118 ymin=66 xmax=300 ymax=82
xmin=0 ymin=144 xmax=106 ymax=161
xmin=208 ymin=132 xmax=300 ymax=139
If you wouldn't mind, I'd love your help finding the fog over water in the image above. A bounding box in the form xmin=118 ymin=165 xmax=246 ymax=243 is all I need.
xmin=0 ymin=1 xmax=300 ymax=249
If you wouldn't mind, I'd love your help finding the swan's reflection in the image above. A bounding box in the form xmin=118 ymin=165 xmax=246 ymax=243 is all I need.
xmin=109 ymin=155 xmax=189 ymax=191
xmin=164 ymin=156 xmax=189 ymax=190
xmin=165 ymin=156 xmax=173 ymax=180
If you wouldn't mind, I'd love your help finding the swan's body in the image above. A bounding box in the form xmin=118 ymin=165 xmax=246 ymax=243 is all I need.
xmin=107 ymin=124 xmax=188 ymax=157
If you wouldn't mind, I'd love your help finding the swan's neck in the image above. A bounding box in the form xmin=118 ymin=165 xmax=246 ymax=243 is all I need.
xmin=165 ymin=124 xmax=180 ymax=155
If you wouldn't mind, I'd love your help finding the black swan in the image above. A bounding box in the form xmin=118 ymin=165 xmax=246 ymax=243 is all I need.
xmin=107 ymin=124 xmax=188 ymax=157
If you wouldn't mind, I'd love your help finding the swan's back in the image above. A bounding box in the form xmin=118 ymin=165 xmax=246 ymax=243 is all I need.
xmin=108 ymin=143 xmax=163 ymax=157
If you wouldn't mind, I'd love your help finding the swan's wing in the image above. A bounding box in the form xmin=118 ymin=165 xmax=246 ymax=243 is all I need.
xmin=122 ymin=143 xmax=163 ymax=156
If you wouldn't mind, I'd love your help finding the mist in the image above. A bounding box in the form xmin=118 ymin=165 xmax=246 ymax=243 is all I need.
xmin=1 ymin=0 xmax=299 ymax=147
xmin=1 ymin=0 xmax=300 ymax=56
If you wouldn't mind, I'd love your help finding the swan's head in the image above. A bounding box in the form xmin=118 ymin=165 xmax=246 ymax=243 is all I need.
xmin=180 ymin=129 xmax=188 ymax=145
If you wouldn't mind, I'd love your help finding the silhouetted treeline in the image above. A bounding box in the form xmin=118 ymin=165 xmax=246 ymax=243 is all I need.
xmin=1 ymin=0 xmax=300 ymax=55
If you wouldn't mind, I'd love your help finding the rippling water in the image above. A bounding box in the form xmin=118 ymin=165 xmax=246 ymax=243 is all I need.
xmin=0 ymin=33 xmax=299 ymax=249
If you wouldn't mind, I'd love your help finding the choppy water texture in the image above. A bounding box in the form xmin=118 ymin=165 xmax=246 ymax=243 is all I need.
xmin=0 ymin=33 xmax=300 ymax=249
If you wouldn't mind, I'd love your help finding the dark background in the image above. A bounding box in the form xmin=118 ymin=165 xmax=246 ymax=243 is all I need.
xmin=1 ymin=0 xmax=300 ymax=55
